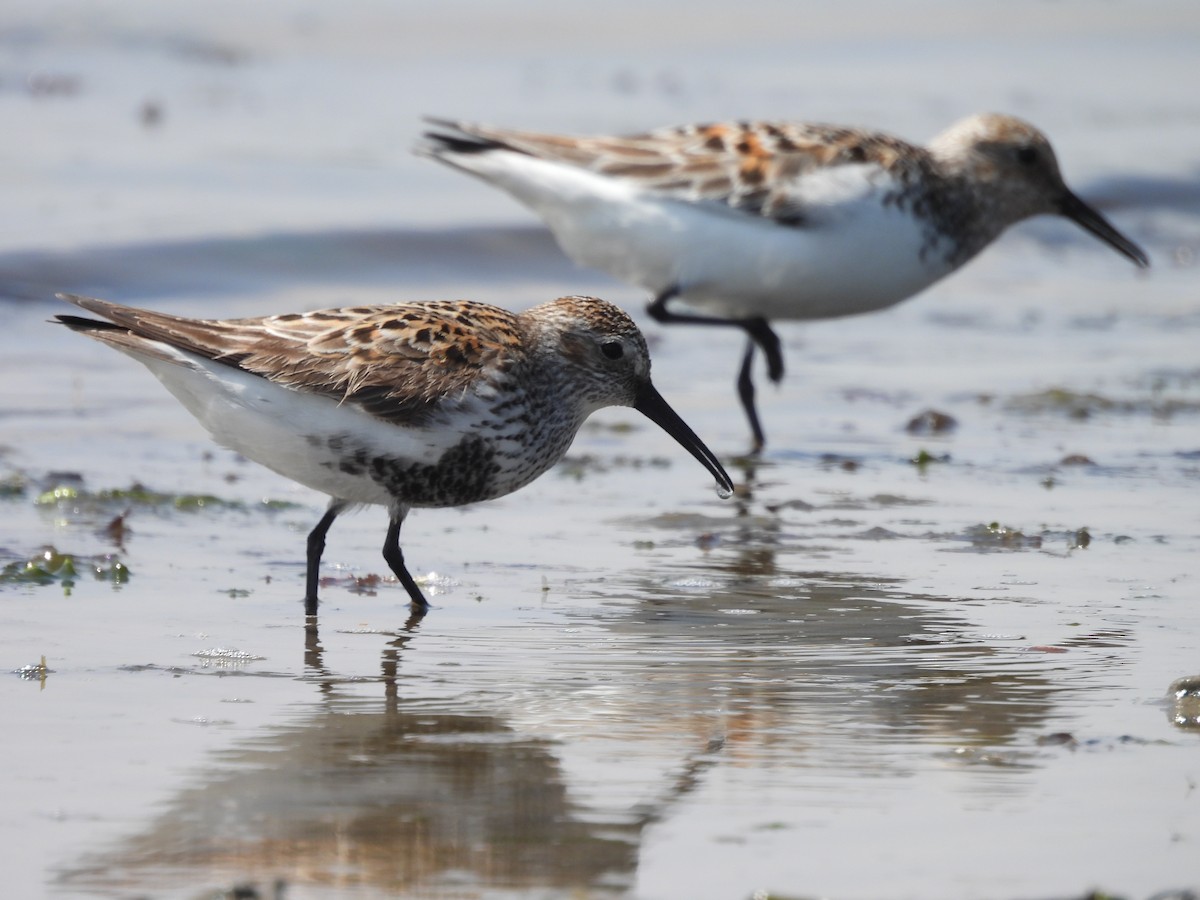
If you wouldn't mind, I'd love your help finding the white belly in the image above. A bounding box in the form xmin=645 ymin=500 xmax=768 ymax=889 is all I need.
xmin=450 ymin=150 xmax=959 ymax=321
xmin=132 ymin=351 xmax=477 ymax=508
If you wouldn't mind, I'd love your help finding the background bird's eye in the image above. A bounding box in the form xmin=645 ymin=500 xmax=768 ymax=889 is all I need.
xmin=600 ymin=341 xmax=624 ymax=360
xmin=1015 ymin=145 xmax=1039 ymax=165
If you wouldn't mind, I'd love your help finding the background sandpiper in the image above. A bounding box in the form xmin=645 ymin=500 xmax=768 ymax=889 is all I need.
xmin=421 ymin=113 xmax=1149 ymax=452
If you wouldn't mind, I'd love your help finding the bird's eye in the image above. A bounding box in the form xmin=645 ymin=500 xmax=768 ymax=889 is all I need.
xmin=1015 ymin=145 xmax=1038 ymax=166
xmin=600 ymin=341 xmax=624 ymax=360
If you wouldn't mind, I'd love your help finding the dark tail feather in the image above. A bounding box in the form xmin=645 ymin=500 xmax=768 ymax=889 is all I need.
xmin=423 ymin=130 xmax=499 ymax=155
xmin=54 ymin=314 xmax=123 ymax=333
xmin=420 ymin=117 xmax=510 ymax=156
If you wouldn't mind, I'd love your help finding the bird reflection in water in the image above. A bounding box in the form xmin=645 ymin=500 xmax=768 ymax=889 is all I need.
xmin=58 ymin=615 xmax=723 ymax=898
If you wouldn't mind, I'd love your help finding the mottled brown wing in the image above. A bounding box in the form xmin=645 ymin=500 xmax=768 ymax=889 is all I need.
xmin=58 ymin=295 xmax=524 ymax=425
xmin=438 ymin=119 xmax=919 ymax=226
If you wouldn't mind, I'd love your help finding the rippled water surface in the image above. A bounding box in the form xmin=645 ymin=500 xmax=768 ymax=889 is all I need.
xmin=2 ymin=2 xmax=1199 ymax=898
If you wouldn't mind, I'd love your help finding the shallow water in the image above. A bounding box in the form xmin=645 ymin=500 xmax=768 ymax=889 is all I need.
xmin=2 ymin=2 xmax=1200 ymax=898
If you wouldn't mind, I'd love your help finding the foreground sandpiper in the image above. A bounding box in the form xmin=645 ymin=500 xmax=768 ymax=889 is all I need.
xmin=55 ymin=293 xmax=733 ymax=614
xmin=421 ymin=113 xmax=1150 ymax=451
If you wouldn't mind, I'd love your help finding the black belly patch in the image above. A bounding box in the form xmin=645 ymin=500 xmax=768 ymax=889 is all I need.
xmin=342 ymin=436 xmax=502 ymax=507
xmin=371 ymin=436 xmax=500 ymax=506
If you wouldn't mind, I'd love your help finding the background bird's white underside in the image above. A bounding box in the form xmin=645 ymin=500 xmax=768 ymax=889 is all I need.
xmin=439 ymin=149 xmax=953 ymax=320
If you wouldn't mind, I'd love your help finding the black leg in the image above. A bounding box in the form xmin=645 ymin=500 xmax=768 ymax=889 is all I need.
xmin=649 ymin=287 xmax=782 ymax=450
xmin=382 ymin=515 xmax=431 ymax=611
xmin=646 ymin=284 xmax=683 ymax=323
xmin=648 ymin=285 xmax=756 ymax=335
xmin=648 ymin=288 xmax=785 ymax=381
xmin=736 ymin=340 xmax=767 ymax=454
xmin=304 ymin=503 xmax=343 ymax=616
xmin=741 ymin=318 xmax=784 ymax=384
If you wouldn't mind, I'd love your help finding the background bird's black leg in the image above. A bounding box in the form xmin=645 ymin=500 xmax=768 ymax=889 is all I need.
xmin=742 ymin=318 xmax=784 ymax=383
xmin=382 ymin=516 xmax=431 ymax=611
xmin=648 ymin=288 xmax=786 ymax=383
xmin=736 ymin=339 xmax=767 ymax=454
xmin=646 ymin=284 xmax=683 ymax=322
xmin=648 ymin=285 xmax=745 ymax=331
xmin=304 ymin=502 xmax=343 ymax=616
xmin=649 ymin=287 xmax=782 ymax=449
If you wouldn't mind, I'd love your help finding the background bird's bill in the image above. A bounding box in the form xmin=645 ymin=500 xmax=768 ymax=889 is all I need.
xmin=1058 ymin=190 xmax=1150 ymax=267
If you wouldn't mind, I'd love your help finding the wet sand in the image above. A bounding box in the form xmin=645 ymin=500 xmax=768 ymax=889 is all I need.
xmin=2 ymin=2 xmax=1199 ymax=898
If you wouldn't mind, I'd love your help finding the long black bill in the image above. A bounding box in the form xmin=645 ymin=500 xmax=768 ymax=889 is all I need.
xmin=634 ymin=381 xmax=734 ymax=498
xmin=1058 ymin=190 xmax=1150 ymax=268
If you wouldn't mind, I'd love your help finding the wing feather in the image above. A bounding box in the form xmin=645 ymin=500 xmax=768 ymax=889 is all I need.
xmin=425 ymin=119 xmax=926 ymax=228
xmin=56 ymin=294 xmax=524 ymax=425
